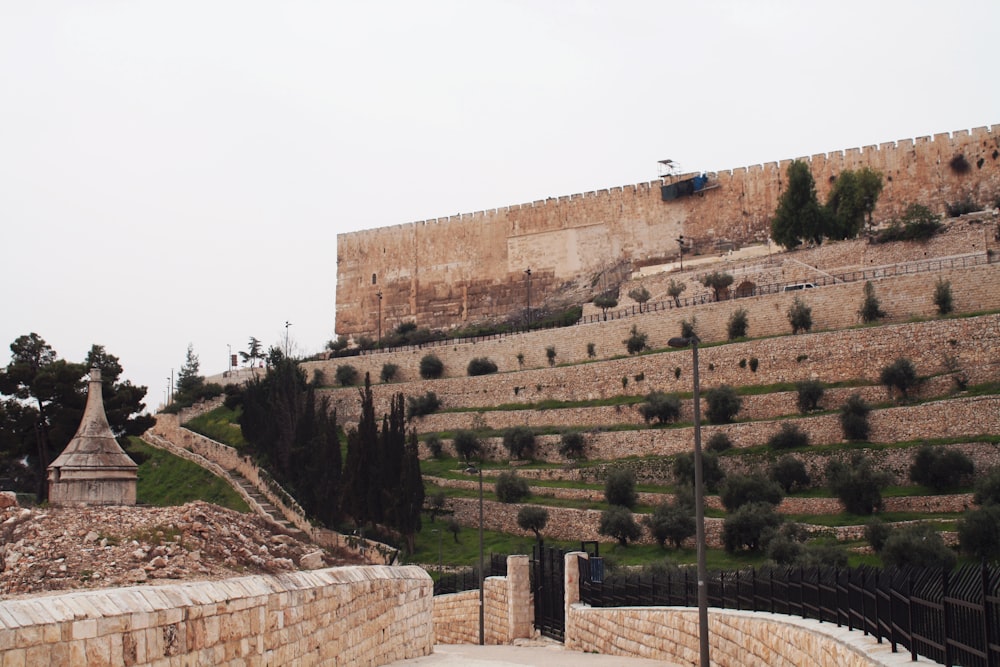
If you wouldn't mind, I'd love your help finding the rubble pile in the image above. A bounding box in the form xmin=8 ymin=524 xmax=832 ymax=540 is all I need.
xmin=0 ymin=499 xmax=361 ymax=599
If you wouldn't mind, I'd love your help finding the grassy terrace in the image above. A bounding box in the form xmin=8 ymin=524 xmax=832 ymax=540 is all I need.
xmin=128 ymin=437 xmax=249 ymax=512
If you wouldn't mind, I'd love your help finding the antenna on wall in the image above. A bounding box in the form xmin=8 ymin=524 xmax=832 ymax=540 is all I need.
xmin=658 ymin=159 xmax=681 ymax=180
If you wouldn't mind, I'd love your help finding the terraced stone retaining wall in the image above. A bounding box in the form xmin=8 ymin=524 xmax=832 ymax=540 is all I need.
xmin=0 ymin=566 xmax=432 ymax=666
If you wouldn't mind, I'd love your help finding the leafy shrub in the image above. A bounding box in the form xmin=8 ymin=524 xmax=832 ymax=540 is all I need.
xmin=426 ymin=491 xmax=446 ymax=523
xmin=495 ymin=471 xmax=530 ymax=503
xmin=586 ymin=343 xmax=596 ymax=358
xmin=559 ymin=431 xmax=586 ymax=459
xmin=796 ymin=379 xmax=825 ymax=413
xmin=767 ymin=423 xmax=810 ymax=450
xmin=700 ymin=271 xmax=734 ymax=301
xmin=839 ymin=393 xmax=871 ymax=441
xmin=958 ymin=504 xmax=1000 ymax=561
xmin=826 ymin=454 xmax=889 ymax=515
xmin=452 ymin=430 xmax=481 ymax=463
xmin=770 ymin=455 xmax=810 ymax=493
xmin=858 ymin=281 xmax=886 ymax=323
xmin=628 ymin=285 xmax=652 ymax=312
xmin=749 ymin=357 xmax=759 ymax=373
xmin=380 ymin=363 xmax=399 ymax=383
xmin=604 ymin=468 xmax=638 ymax=509
xmin=516 ymin=352 xmax=524 ymax=367
xmin=909 ymin=445 xmax=975 ymax=491
xmin=672 ymin=452 xmax=725 ymax=492
xmin=865 ymin=518 xmax=891 ymax=553
xmin=467 ymin=357 xmax=498 ymax=376
xmin=644 ymin=502 xmax=695 ymax=549
xmin=974 ymin=467 xmax=1000 ymax=506
xmin=945 ymin=197 xmax=980 ymax=217
xmin=876 ymin=203 xmax=943 ymax=243
xmin=705 ymin=432 xmax=733 ymax=453
xmin=517 ymin=505 xmax=549 ymax=542
xmin=406 ymin=391 xmax=441 ymax=419
xmin=705 ymin=385 xmax=741 ymax=424
xmin=727 ymin=308 xmax=749 ymax=340
xmin=667 ymin=279 xmax=686 ymax=306
xmin=593 ymin=293 xmax=618 ymax=319
xmin=425 ymin=434 xmax=444 ymax=459
xmin=933 ymin=278 xmax=954 ymax=315
xmin=719 ymin=474 xmax=783 ymax=512
xmin=787 ymin=297 xmax=813 ymax=334
xmin=501 ymin=426 xmax=536 ymax=460
xmin=680 ymin=318 xmax=697 ymax=339
xmin=598 ymin=506 xmax=642 ymax=546
xmin=881 ymin=524 xmax=956 ymax=570
xmin=419 ymin=354 xmax=444 ymax=379
xmin=880 ymin=357 xmax=918 ymax=400
xmin=723 ymin=502 xmax=782 ymax=553
xmin=638 ymin=391 xmax=681 ymax=425
xmin=545 ymin=346 xmax=556 ymax=366
xmin=623 ymin=325 xmax=648 ymax=355
xmin=335 ymin=364 xmax=359 ymax=387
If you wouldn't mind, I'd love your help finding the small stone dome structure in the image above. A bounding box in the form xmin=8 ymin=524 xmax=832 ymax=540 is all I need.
xmin=47 ymin=368 xmax=138 ymax=506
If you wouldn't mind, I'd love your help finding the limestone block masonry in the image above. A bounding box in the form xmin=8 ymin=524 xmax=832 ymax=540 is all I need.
xmin=432 ymin=555 xmax=533 ymax=646
xmin=0 ymin=566 xmax=433 ymax=666
xmin=337 ymin=125 xmax=1000 ymax=337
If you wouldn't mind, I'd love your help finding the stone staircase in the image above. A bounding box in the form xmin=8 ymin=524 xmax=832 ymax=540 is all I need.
xmin=228 ymin=474 xmax=308 ymax=540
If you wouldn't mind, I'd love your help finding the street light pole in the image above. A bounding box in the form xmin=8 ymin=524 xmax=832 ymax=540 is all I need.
xmin=376 ymin=290 xmax=383 ymax=347
xmin=284 ymin=321 xmax=292 ymax=357
xmin=466 ymin=463 xmax=486 ymax=645
xmin=524 ymin=268 xmax=532 ymax=330
xmin=227 ymin=344 xmax=232 ymax=374
xmin=668 ymin=335 xmax=709 ymax=667
xmin=677 ymin=235 xmax=686 ymax=271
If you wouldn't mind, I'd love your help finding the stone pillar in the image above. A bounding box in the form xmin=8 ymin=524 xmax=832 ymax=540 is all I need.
xmin=563 ymin=551 xmax=587 ymax=651
xmin=506 ymin=555 xmax=533 ymax=640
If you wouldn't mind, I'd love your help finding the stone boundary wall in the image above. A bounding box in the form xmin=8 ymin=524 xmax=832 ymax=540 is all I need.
xmin=337 ymin=125 xmax=1000 ymax=338
xmin=146 ymin=416 xmax=398 ymax=565
xmin=310 ymin=292 xmax=1000 ymax=427
xmin=562 ymin=553 xmax=920 ymax=666
xmin=432 ymin=555 xmax=533 ymax=645
xmin=0 ymin=565 xmax=433 ymax=666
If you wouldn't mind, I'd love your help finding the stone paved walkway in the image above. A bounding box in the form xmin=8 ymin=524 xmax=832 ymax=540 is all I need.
xmin=383 ymin=643 xmax=682 ymax=666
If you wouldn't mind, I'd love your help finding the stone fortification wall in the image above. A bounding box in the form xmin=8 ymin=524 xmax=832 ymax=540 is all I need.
xmin=310 ymin=309 xmax=1000 ymax=427
xmin=337 ymin=125 xmax=1000 ymax=337
xmin=0 ymin=566 xmax=432 ymax=666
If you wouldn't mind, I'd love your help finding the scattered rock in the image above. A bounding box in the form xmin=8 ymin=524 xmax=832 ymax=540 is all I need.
xmin=299 ymin=550 xmax=325 ymax=570
xmin=0 ymin=492 xmax=17 ymax=510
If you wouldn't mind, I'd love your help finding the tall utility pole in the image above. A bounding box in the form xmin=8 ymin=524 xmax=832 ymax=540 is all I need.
xmin=376 ymin=290 xmax=383 ymax=346
xmin=284 ymin=321 xmax=292 ymax=357
xmin=677 ymin=235 xmax=686 ymax=271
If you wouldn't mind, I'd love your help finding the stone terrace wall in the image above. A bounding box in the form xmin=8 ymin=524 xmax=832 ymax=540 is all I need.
xmin=310 ymin=272 xmax=1000 ymax=425
xmin=0 ymin=566 xmax=432 ymax=667
xmin=337 ymin=125 xmax=1000 ymax=338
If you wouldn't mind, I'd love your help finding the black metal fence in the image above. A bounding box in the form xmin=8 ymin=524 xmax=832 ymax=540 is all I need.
xmin=577 ymin=560 xmax=1000 ymax=667
xmin=432 ymin=553 xmax=508 ymax=595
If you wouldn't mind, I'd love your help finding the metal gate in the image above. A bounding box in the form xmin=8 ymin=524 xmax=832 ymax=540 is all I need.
xmin=531 ymin=544 xmax=566 ymax=640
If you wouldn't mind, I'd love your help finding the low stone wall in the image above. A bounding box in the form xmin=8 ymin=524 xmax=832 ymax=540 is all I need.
xmin=563 ymin=553 xmax=918 ymax=666
xmin=0 ymin=565 xmax=433 ymax=666
xmin=432 ymin=555 xmax=533 ymax=646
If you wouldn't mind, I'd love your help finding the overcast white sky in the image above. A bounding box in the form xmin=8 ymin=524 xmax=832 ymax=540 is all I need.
xmin=1 ymin=1 xmax=997 ymax=410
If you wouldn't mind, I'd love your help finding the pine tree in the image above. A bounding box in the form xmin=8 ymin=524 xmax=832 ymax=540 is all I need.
xmin=175 ymin=343 xmax=204 ymax=401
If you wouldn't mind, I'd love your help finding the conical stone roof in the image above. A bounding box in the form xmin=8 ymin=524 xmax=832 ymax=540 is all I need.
xmin=47 ymin=368 xmax=137 ymax=505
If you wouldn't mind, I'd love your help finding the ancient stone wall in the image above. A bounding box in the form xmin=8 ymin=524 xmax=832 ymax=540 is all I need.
xmin=0 ymin=566 xmax=432 ymax=666
xmin=432 ymin=555 xmax=532 ymax=645
xmin=337 ymin=125 xmax=1000 ymax=337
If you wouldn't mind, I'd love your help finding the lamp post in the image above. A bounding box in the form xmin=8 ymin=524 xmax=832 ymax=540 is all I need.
xmin=524 ymin=268 xmax=532 ymax=329
xmin=227 ymin=344 xmax=232 ymax=374
xmin=667 ymin=335 xmax=709 ymax=667
xmin=376 ymin=290 xmax=383 ymax=347
xmin=284 ymin=321 xmax=292 ymax=357
xmin=465 ymin=464 xmax=485 ymax=645
xmin=677 ymin=236 xmax=686 ymax=271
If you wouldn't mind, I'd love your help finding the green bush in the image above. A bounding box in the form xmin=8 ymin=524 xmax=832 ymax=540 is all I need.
xmin=826 ymin=454 xmax=889 ymax=515
xmin=839 ymin=393 xmax=871 ymax=441
xmin=727 ymin=308 xmax=749 ymax=340
xmin=425 ymin=434 xmax=444 ymax=459
xmin=624 ymin=325 xmax=648 ymax=355
xmin=767 ymin=423 xmax=810 ymax=450
xmin=858 ymin=281 xmax=886 ymax=323
xmin=604 ymin=468 xmax=638 ymax=509
xmin=419 ymin=354 xmax=445 ymax=379
xmin=787 ymin=297 xmax=813 ymax=334
xmin=598 ymin=506 xmax=642 ymax=546
xmin=705 ymin=385 xmax=741 ymax=424
xmin=680 ymin=318 xmax=698 ymax=339
xmin=705 ymin=432 xmax=733 ymax=453
xmin=638 ymin=391 xmax=681 ymax=425
xmin=876 ymin=203 xmax=944 ymax=243
xmin=545 ymin=346 xmax=557 ymax=366
xmin=586 ymin=343 xmax=596 ymax=358
xmin=335 ymin=364 xmax=359 ymax=387
xmin=380 ymin=363 xmax=399 ymax=383
xmin=406 ymin=391 xmax=441 ymax=419
xmin=934 ymin=278 xmax=954 ymax=315
xmin=881 ymin=523 xmax=956 ymax=570
xmin=974 ymin=467 xmax=1000 ymax=506
xmin=672 ymin=452 xmax=725 ymax=492
xmin=958 ymin=504 xmax=1000 ymax=561
xmin=517 ymin=505 xmax=549 ymax=542
xmin=865 ymin=518 xmax=891 ymax=553
xmin=880 ymin=357 xmax=918 ymax=400
xmin=467 ymin=357 xmax=498 ymax=376
xmin=719 ymin=474 xmax=783 ymax=512
xmin=722 ymin=502 xmax=782 ymax=554
xmin=644 ymin=502 xmax=695 ymax=549
xmin=452 ymin=430 xmax=481 ymax=463
xmin=770 ymin=455 xmax=810 ymax=493
xmin=495 ymin=471 xmax=530 ymax=503
xmin=909 ymin=445 xmax=975 ymax=491
xmin=700 ymin=271 xmax=734 ymax=301
xmin=796 ymin=379 xmax=825 ymax=413
xmin=559 ymin=431 xmax=586 ymax=459
xmin=501 ymin=426 xmax=536 ymax=460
